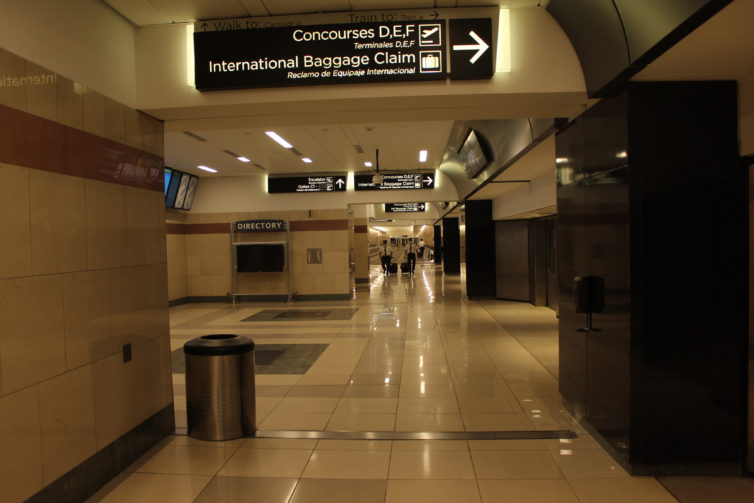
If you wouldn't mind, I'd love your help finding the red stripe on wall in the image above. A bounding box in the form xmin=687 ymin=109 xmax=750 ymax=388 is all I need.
xmin=0 ymin=105 xmax=163 ymax=192
xmin=354 ymin=225 xmax=368 ymax=233
xmin=167 ymin=220 xmax=349 ymax=234
xmin=289 ymin=220 xmax=349 ymax=231
xmin=165 ymin=223 xmax=186 ymax=234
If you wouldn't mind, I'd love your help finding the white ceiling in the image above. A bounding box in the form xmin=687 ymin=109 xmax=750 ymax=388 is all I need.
xmin=168 ymin=120 xmax=454 ymax=176
xmin=103 ymin=0 xmax=547 ymax=26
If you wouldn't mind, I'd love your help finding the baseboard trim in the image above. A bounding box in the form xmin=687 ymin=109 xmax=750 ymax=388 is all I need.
xmin=293 ymin=294 xmax=352 ymax=301
xmin=26 ymin=404 xmax=175 ymax=503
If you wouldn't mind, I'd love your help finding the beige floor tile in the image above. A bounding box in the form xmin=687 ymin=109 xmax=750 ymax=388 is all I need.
xmin=395 ymin=412 xmax=464 ymax=431
xmin=135 ymin=445 xmax=236 ymax=476
xmin=302 ymin=449 xmax=391 ymax=479
xmin=541 ymin=436 xmax=600 ymax=451
xmin=392 ymin=440 xmax=468 ymax=451
xmin=397 ymin=397 xmax=460 ymax=413
xmin=471 ymin=450 xmax=563 ymax=479
xmin=335 ymin=397 xmax=399 ymax=414
xmin=241 ymin=438 xmax=318 ymax=450
xmin=273 ymin=397 xmax=340 ymax=413
xmin=218 ymin=448 xmax=312 ymax=478
xmin=468 ymin=439 xmax=545 ymax=451
xmin=194 ymin=476 xmax=297 ymax=503
xmin=568 ymin=478 xmax=678 ymax=503
xmin=549 ymin=449 xmax=629 ymax=478
xmin=326 ymin=412 xmax=396 ymax=431
xmin=386 ymin=480 xmax=481 ymax=503
xmin=458 ymin=395 xmax=523 ymax=413
xmin=388 ymin=450 xmax=475 ymax=479
xmin=159 ymin=435 xmax=244 ymax=449
xmin=316 ymin=439 xmax=392 ymax=451
xmin=99 ymin=473 xmax=211 ymax=503
xmin=290 ymin=478 xmax=387 ymax=503
xmin=463 ymin=413 xmax=533 ymax=431
xmin=259 ymin=410 xmax=331 ymax=430
xmin=477 ymin=479 xmax=581 ymax=503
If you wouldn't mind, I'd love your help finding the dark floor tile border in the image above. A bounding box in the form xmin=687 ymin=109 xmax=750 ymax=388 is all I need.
xmin=27 ymin=404 xmax=174 ymax=503
xmin=355 ymin=277 xmax=370 ymax=284
xmin=293 ymin=294 xmax=352 ymax=301
xmin=169 ymin=294 xmax=352 ymax=305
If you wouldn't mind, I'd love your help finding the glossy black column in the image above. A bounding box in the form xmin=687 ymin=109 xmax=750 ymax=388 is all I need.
xmin=442 ymin=218 xmax=461 ymax=274
xmin=465 ymin=200 xmax=496 ymax=297
xmin=433 ymin=225 xmax=442 ymax=264
xmin=556 ymin=81 xmax=746 ymax=475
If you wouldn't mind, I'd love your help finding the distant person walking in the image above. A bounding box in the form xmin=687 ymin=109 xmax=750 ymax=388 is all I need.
xmin=406 ymin=239 xmax=419 ymax=276
xmin=418 ymin=238 xmax=426 ymax=258
xmin=380 ymin=240 xmax=393 ymax=275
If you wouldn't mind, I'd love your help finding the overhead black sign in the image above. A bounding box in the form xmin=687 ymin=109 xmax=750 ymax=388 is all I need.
xmin=268 ymin=175 xmax=347 ymax=193
xmin=449 ymin=18 xmax=493 ymax=80
xmin=386 ymin=202 xmax=426 ymax=213
xmin=195 ymin=20 xmax=448 ymax=90
xmin=354 ymin=173 xmax=435 ymax=191
xmin=233 ymin=219 xmax=287 ymax=232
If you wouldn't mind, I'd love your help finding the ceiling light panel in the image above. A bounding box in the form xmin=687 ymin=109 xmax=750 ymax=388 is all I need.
xmin=265 ymin=131 xmax=294 ymax=149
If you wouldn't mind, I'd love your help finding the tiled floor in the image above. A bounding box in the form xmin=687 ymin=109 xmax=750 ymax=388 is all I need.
xmin=89 ymin=262 xmax=690 ymax=502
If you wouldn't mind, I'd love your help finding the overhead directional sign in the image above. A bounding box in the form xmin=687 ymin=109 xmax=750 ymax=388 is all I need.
xmin=195 ymin=21 xmax=448 ymax=90
xmin=268 ymin=175 xmax=347 ymax=193
xmin=193 ymin=16 xmax=494 ymax=90
xmin=354 ymin=173 xmax=434 ymax=191
xmin=386 ymin=202 xmax=426 ymax=213
xmin=449 ymin=18 xmax=494 ymax=80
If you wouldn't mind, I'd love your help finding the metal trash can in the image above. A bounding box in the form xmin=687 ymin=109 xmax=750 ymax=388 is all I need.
xmin=184 ymin=334 xmax=256 ymax=441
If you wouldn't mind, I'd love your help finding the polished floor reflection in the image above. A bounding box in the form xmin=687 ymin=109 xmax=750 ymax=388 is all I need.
xmin=89 ymin=262 xmax=684 ymax=503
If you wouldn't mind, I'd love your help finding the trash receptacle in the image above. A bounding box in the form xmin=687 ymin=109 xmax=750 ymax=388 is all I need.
xmin=184 ymin=334 xmax=255 ymax=441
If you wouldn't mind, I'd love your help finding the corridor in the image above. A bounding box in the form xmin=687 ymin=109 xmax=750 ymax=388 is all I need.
xmin=89 ymin=263 xmax=678 ymax=503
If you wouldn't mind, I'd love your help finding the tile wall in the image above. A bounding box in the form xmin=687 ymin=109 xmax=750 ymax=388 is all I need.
xmin=166 ymin=209 xmax=351 ymax=300
xmin=0 ymin=50 xmax=171 ymax=503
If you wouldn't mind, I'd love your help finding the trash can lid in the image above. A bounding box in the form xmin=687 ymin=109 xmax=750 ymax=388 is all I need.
xmin=183 ymin=334 xmax=255 ymax=356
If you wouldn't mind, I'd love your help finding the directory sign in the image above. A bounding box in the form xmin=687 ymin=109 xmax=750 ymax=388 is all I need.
xmin=386 ymin=203 xmax=426 ymax=213
xmin=195 ymin=21 xmax=448 ymax=90
xmin=268 ymin=175 xmax=347 ymax=193
xmin=354 ymin=173 xmax=435 ymax=191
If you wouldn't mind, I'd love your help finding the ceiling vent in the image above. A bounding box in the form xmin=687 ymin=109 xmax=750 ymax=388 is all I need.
xmin=253 ymin=163 xmax=267 ymax=171
xmin=183 ymin=131 xmax=208 ymax=142
xmin=290 ymin=147 xmax=303 ymax=156
xmin=353 ymin=144 xmax=364 ymax=153
xmin=223 ymin=149 xmax=239 ymax=157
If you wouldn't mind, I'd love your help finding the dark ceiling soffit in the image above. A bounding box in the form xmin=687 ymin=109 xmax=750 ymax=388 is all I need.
xmin=548 ymin=0 xmax=734 ymax=99
xmin=462 ymin=119 xmax=557 ymax=202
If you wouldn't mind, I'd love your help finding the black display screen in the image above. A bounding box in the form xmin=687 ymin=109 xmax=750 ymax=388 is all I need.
xmin=459 ymin=129 xmax=489 ymax=178
xmin=165 ymin=169 xmax=182 ymax=207
xmin=236 ymin=244 xmax=285 ymax=272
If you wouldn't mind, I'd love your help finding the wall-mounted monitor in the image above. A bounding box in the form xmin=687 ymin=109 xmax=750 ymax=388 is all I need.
xmin=458 ymin=129 xmax=490 ymax=178
xmin=165 ymin=169 xmax=182 ymax=207
xmin=235 ymin=243 xmax=286 ymax=272
xmin=182 ymin=176 xmax=199 ymax=210
xmin=173 ymin=173 xmax=191 ymax=209
xmin=164 ymin=168 xmax=173 ymax=196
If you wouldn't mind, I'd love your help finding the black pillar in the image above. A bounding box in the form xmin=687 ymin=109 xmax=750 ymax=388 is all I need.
xmin=442 ymin=218 xmax=460 ymax=274
xmin=433 ymin=225 xmax=442 ymax=264
xmin=556 ymin=81 xmax=746 ymax=475
xmin=465 ymin=200 xmax=496 ymax=297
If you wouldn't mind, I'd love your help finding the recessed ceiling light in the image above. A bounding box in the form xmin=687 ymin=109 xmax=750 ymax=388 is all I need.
xmin=302 ymin=157 xmax=313 ymax=163
xmin=237 ymin=156 xmax=250 ymax=163
xmin=364 ymin=161 xmax=373 ymax=167
xmin=419 ymin=150 xmax=428 ymax=162
xmin=265 ymin=131 xmax=293 ymax=149
xmin=197 ymin=165 xmax=217 ymax=173
xmin=555 ymin=157 xmax=569 ymax=164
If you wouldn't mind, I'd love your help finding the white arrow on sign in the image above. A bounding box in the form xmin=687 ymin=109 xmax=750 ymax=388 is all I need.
xmin=452 ymin=31 xmax=489 ymax=64
xmin=424 ymin=176 xmax=433 ymax=186
xmin=336 ymin=178 xmax=345 ymax=188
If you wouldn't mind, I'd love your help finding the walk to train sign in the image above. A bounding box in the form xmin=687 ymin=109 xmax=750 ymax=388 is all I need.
xmin=194 ymin=16 xmax=493 ymax=90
